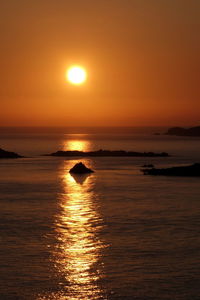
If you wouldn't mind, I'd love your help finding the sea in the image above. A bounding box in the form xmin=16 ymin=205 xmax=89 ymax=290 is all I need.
xmin=0 ymin=127 xmax=200 ymax=300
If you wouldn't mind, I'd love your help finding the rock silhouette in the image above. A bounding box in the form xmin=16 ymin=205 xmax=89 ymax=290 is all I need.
xmin=166 ymin=126 xmax=200 ymax=137
xmin=49 ymin=149 xmax=169 ymax=157
xmin=69 ymin=162 xmax=94 ymax=174
xmin=0 ymin=148 xmax=22 ymax=159
xmin=142 ymin=163 xmax=200 ymax=177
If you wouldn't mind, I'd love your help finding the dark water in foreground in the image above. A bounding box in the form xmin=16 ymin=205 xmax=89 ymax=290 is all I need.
xmin=0 ymin=133 xmax=200 ymax=299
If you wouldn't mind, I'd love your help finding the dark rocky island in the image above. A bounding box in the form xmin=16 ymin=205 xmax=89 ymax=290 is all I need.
xmin=48 ymin=149 xmax=169 ymax=157
xmin=69 ymin=162 xmax=94 ymax=174
xmin=0 ymin=148 xmax=22 ymax=159
xmin=166 ymin=126 xmax=200 ymax=137
xmin=142 ymin=163 xmax=200 ymax=177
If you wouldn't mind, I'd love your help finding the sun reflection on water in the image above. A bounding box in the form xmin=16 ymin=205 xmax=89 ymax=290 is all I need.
xmin=52 ymin=160 xmax=106 ymax=300
xmin=63 ymin=139 xmax=91 ymax=152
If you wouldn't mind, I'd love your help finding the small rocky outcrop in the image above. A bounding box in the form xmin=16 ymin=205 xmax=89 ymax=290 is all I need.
xmin=142 ymin=163 xmax=200 ymax=177
xmin=166 ymin=126 xmax=200 ymax=137
xmin=69 ymin=162 xmax=94 ymax=174
xmin=0 ymin=148 xmax=22 ymax=159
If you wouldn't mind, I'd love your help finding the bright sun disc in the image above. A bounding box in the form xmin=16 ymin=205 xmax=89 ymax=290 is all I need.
xmin=67 ymin=66 xmax=87 ymax=85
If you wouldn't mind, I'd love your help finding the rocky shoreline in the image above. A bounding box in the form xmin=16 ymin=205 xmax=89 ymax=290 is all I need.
xmin=0 ymin=148 xmax=23 ymax=159
xmin=165 ymin=126 xmax=200 ymax=137
xmin=142 ymin=163 xmax=200 ymax=177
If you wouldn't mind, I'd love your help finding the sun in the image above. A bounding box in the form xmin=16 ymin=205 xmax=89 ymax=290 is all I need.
xmin=66 ymin=65 xmax=87 ymax=85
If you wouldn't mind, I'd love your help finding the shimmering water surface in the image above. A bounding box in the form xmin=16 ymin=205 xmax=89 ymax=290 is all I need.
xmin=0 ymin=132 xmax=200 ymax=299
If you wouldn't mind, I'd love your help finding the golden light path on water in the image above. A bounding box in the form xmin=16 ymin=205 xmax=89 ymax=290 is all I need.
xmin=40 ymin=156 xmax=106 ymax=300
xmin=62 ymin=136 xmax=91 ymax=152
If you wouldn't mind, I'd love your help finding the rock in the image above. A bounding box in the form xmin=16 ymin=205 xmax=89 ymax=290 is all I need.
xmin=165 ymin=126 xmax=200 ymax=137
xmin=142 ymin=163 xmax=200 ymax=177
xmin=0 ymin=148 xmax=22 ymax=159
xmin=69 ymin=162 xmax=94 ymax=174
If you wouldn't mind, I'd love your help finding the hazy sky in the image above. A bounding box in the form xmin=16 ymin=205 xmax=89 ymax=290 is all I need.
xmin=1 ymin=0 xmax=200 ymax=127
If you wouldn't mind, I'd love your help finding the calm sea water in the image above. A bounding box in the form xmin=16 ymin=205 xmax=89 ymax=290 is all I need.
xmin=0 ymin=132 xmax=200 ymax=299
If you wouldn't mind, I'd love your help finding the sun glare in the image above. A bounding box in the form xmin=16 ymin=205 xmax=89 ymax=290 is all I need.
xmin=67 ymin=65 xmax=87 ymax=85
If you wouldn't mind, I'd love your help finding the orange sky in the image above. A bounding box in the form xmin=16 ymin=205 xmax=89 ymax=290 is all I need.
xmin=0 ymin=0 xmax=200 ymax=127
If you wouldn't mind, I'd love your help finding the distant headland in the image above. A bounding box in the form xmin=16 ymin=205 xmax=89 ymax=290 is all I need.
xmin=0 ymin=148 xmax=22 ymax=159
xmin=165 ymin=126 xmax=200 ymax=137
xmin=47 ymin=149 xmax=169 ymax=157
xmin=142 ymin=163 xmax=200 ymax=177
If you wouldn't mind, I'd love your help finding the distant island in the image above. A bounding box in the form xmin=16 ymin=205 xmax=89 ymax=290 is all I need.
xmin=165 ymin=126 xmax=200 ymax=137
xmin=47 ymin=149 xmax=169 ymax=157
xmin=0 ymin=148 xmax=22 ymax=159
xmin=142 ymin=163 xmax=200 ymax=177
